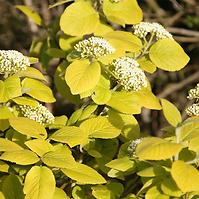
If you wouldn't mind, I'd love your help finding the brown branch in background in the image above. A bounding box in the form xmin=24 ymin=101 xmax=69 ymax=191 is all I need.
xmin=173 ymin=36 xmax=199 ymax=43
xmin=40 ymin=0 xmax=51 ymax=25
xmin=167 ymin=27 xmax=199 ymax=37
xmin=157 ymin=69 xmax=199 ymax=98
xmin=24 ymin=0 xmax=39 ymax=33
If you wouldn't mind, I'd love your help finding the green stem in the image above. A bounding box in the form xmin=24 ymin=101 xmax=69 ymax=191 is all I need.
xmin=174 ymin=127 xmax=180 ymax=161
xmin=135 ymin=33 xmax=155 ymax=59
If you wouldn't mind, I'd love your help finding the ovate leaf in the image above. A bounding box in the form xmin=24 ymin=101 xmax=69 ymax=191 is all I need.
xmin=106 ymin=91 xmax=141 ymax=114
xmin=161 ymin=99 xmax=182 ymax=127
xmin=50 ymin=126 xmax=86 ymax=147
xmin=136 ymin=137 xmax=183 ymax=160
xmin=106 ymin=157 xmax=134 ymax=172
xmin=22 ymin=78 xmax=55 ymax=103
xmin=24 ymin=166 xmax=56 ymax=199
xmin=103 ymin=0 xmax=142 ymax=26
xmin=17 ymin=67 xmax=46 ymax=81
xmin=52 ymin=188 xmax=70 ymax=199
xmin=0 ymin=150 xmax=39 ymax=165
xmin=60 ymin=1 xmax=99 ymax=36
xmin=80 ymin=116 xmax=120 ymax=139
xmin=41 ymin=146 xmax=75 ymax=168
xmin=62 ymin=162 xmax=106 ymax=184
xmin=104 ymin=31 xmax=142 ymax=52
xmin=25 ymin=139 xmax=53 ymax=157
xmin=65 ymin=60 xmax=101 ymax=95
xmin=0 ymin=106 xmax=14 ymax=119
xmin=9 ymin=117 xmax=47 ymax=139
xmin=0 ymin=76 xmax=22 ymax=103
xmin=146 ymin=186 xmax=169 ymax=199
xmin=149 ymin=39 xmax=189 ymax=71
xmin=171 ymin=161 xmax=199 ymax=192
xmin=16 ymin=5 xmax=43 ymax=26
xmin=0 ymin=138 xmax=23 ymax=151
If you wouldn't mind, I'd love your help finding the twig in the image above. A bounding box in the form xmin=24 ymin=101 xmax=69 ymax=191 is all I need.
xmin=167 ymin=27 xmax=199 ymax=37
xmin=157 ymin=70 xmax=199 ymax=98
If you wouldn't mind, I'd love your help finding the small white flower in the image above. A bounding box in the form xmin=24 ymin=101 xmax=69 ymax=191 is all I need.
xmin=187 ymin=84 xmax=199 ymax=100
xmin=112 ymin=57 xmax=147 ymax=91
xmin=186 ymin=103 xmax=199 ymax=116
xmin=74 ymin=36 xmax=115 ymax=59
xmin=133 ymin=22 xmax=173 ymax=40
xmin=0 ymin=50 xmax=30 ymax=75
xmin=128 ymin=138 xmax=142 ymax=158
xmin=19 ymin=104 xmax=55 ymax=125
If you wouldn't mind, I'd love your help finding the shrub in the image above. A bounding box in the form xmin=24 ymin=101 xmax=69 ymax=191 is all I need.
xmin=0 ymin=0 xmax=198 ymax=198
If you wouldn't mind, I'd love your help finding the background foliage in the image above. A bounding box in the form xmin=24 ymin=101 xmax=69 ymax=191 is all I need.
xmin=0 ymin=0 xmax=199 ymax=198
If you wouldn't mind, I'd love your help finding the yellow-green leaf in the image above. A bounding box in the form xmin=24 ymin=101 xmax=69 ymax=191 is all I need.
xmin=16 ymin=5 xmax=43 ymax=26
xmin=171 ymin=160 xmax=199 ymax=192
xmin=80 ymin=116 xmax=120 ymax=139
xmin=25 ymin=139 xmax=53 ymax=157
xmin=103 ymin=0 xmax=142 ymax=26
xmin=22 ymin=78 xmax=55 ymax=103
xmin=52 ymin=188 xmax=70 ymax=199
xmin=0 ymin=138 xmax=23 ymax=151
xmin=41 ymin=146 xmax=75 ymax=168
xmin=12 ymin=96 xmax=39 ymax=107
xmin=0 ymin=106 xmax=14 ymax=119
xmin=65 ymin=60 xmax=101 ymax=95
xmin=62 ymin=162 xmax=106 ymax=184
xmin=161 ymin=176 xmax=183 ymax=197
xmin=0 ymin=76 xmax=22 ymax=103
xmin=0 ymin=150 xmax=39 ymax=165
xmin=149 ymin=39 xmax=190 ymax=71
xmin=161 ymin=99 xmax=182 ymax=127
xmin=146 ymin=186 xmax=169 ymax=199
xmin=50 ymin=126 xmax=86 ymax=147
xmin=24 ymin=166 xmax=56 ymax=199
xmin=104 ymin=31 xmax=142 ymax=52
xmin=9 ymin=117 xmax=47 ymax=139
xmin=17 ymin=67 xmax=46 ymax=81
xmin=60 ymin=1 xmax=100 ymax=36
xmin=106 ymin=91 xmax=141 ymax=114
xmin=106 ymin=157 xmax=134 ymax=172
xmin=136 ymin=137 xmax=183 ymax=160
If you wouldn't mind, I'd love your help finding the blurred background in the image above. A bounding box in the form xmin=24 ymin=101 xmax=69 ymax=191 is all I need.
xmin=0 ymin=0 xmax=199 ymax=135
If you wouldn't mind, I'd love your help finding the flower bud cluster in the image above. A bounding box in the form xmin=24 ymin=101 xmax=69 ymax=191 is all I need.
xmin=74 ymin=36 xmax=115 ymax=59
xmin=127 ymin=138 xmax=142 ymax=158
xmin=186 ymin=103 xmax=199 ymax=116
xmin=0 ymin=50 xmax=30 ymax=75
xmin=111 ymin=57 xmax=147 ymax=91
xmin=186 ymin=84 xmax=199 ymax=116
xmin=133 ymin=22 xmax=173 ymax=40
xmin=19 ymin=104 xmax=55 ymax=125
xmin=187 ymin=84 xmax=199 ymax=100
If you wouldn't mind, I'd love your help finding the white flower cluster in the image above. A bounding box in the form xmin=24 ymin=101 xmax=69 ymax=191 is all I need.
xmin=127 ymin=138 xmax=142 ymax=158
xmin=186 ymin=103 xmax=199 ymax=116
xmin=74 ymin=36 xmax=115 ymax=59
xmin=19 ymin=104 xmax=55 ymax=125
xmin=187 ymin=84 xmax=199 ymax=100
xmin=0 ymin=50 xmax=30 ymax=75
xmin=186 ymin=84 xmax=199 ymax=116
xmin=112 ymin=57 xmax=147 ymax=91
xmin=133 ymin=22 xmax=173 ymax=40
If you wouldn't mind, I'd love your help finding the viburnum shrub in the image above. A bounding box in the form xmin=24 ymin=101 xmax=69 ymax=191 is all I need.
xmin=0 ymin=0 xmax=199 ymax=198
